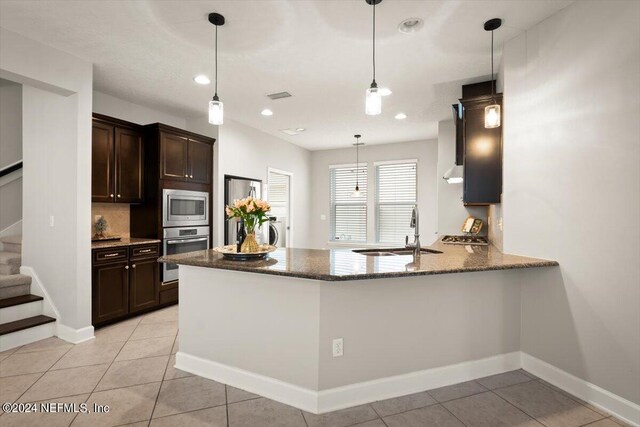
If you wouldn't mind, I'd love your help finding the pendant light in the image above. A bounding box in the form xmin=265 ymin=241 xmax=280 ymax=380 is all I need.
xmin=352 ymin=134 xmax=363 ymax=197
xmin=484 ymin=18 xmax=502 ymax=129
xmin=208 ymin=13 xmax=225 ymax=125
xmin=365 ymin=0 xmax=382 ymax=115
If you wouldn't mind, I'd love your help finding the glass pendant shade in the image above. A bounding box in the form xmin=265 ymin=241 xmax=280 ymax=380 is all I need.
xmin=443 ymin=165 xmax=464 ymax=184
xmin=485 ymin=104 xmax=500 ymax=128
xmin=366 ymin=85 xmax=382 ymax=116
xmin=352 ymin=185 xmax=361 ymax=198
xmin=208 ymin=97 xmax=224 ymax=125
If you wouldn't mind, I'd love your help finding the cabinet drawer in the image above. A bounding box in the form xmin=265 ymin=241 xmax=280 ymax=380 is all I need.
xmin=93 ymin=247 xmax=128 ymax=264
xmin=130 ymin=244 xmax=159 ymax=260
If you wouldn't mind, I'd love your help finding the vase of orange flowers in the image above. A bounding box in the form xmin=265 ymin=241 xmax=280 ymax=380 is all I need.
xmin=225 ymin=197 xmax=271 ymax=253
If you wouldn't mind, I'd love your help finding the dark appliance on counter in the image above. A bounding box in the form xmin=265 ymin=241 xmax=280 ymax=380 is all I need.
xmin=162 ymin=226 xmax=210 ymax=283
xmin=441 ymin=235 xmax=489 ymax=246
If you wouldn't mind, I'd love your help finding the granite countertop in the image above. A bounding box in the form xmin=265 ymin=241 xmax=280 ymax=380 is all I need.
xmin=91 ymin=237 xmax=161 ymax=249
xmin=158 ymin=240 xmax=558 ymax=282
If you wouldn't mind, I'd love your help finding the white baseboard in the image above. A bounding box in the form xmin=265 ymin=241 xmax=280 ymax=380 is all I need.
xmin=176 ymin=352 xmax=319 ymax=412
xmin=176 ymin=351 xmax=521 ymax=414
xmin=0 ymin=322 xmax=54 ymax=352
xmin=56 ymin=323 xmax=95 ymax=344
xmin=522 ymin=353 xmax=640 ymax=426
xmin=317 ymin=351 xmax=521 ymax=413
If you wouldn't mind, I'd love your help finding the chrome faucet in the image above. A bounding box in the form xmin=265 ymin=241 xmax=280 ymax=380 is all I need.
xmin=405 ymin=205 xmax=421 ymax=257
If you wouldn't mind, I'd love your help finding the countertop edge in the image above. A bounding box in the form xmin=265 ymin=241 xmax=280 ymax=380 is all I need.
xmin=157 ymin=256 xmax=559 ymax=282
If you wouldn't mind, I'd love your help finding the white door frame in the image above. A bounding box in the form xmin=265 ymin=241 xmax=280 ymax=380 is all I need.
xmin=267 ymin=167 xmax=293 ymax=248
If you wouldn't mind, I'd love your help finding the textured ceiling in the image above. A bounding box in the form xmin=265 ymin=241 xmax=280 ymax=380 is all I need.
xmin=0 ymin=0 xmax=572 ymax=150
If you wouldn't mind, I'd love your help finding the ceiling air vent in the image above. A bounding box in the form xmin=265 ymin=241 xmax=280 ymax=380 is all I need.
xmin=267 ymin=91 xmax=292 ymax=100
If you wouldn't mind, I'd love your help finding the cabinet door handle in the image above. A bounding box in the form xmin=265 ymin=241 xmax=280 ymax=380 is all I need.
xmin=190 ymin=175 xmax=193 ymax=178
xmin=184 ymin=174 xmax=189 ymax=178
xmin=104 ymin=253 xmax=120 ymax=258
xmin=139 ymin=249 xmax=152 ymax=253
xmin=110 ymin=193 xmax=114 ymax=197
xmin=125 ymin=265 xmax=129 ymax=270
xmin=131 ymin=264 xmax=136 ymax=268
xmin=117 ymin=194 xmax=121 ymax=198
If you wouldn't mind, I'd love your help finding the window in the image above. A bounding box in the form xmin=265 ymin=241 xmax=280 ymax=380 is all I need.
xmin=330 ymin=165 xmax=367 ymax=242
xmin=375 ymin=161 xmax=417 ymax=244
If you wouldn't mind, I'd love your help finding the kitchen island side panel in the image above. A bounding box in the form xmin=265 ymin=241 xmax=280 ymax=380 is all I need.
xmin=317 ymin=269 xmax=523 ymax=389
xmin=178 ymin=265 xmax=322 ymax=390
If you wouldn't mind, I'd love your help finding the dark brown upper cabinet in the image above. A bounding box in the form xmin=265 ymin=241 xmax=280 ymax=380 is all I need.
xmin=459 ymin=81 xmax=503 ymax=205
xmin=160 ymin=132 xmax=189 ymax=181
xmin=92 ymin=114 xmax=144 ymax=204
xmin=151 ymin=124 xmax=214 ymax=184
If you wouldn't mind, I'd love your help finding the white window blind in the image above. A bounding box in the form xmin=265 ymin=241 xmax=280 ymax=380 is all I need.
xmin=268 ymin=172 xmax=289 ymax=205
xmin=375 ymin=162 xmax=417 ymax=244
xmin=330 ymin=165 xmax=367 ymax=242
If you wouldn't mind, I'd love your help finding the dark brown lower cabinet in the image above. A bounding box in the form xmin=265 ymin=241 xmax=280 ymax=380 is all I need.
xmin=92 ymin=244 xmax=161 ymax=326
xmin=129 ymin=257 xmax=160 ymax=313
xmin=92 ymin=260 xmax=129 ymax=325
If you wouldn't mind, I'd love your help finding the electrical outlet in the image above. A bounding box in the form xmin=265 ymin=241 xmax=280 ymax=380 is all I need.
xmin=320 ymin=214 xmax=326 ymax=221
xmin=49 ymin=216 xmax=55 ymax=227
xmin=332 ymin=338 xmax=343 ymax=357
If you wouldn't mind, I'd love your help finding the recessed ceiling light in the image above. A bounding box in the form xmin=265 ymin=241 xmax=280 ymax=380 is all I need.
xmin=379 ymin=87 xmax=392 ymax=96
xmin=280 ymin=128 xmax=306 ymax=136
xmin=194 ymin=74 xmax=210 ymax=85
xmin=261 ymin=108 xmax=273 ymax=116
xmin=395 ymin=112 xmax=408 ymax=120
xmin=398 ymin=18 xmax=424 ymax=34
xmin=295 ymin=128 xmax=306 ymax=132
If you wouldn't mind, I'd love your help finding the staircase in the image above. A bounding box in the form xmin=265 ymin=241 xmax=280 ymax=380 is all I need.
xmin=0 ymin=236 xmax=56 ymax=351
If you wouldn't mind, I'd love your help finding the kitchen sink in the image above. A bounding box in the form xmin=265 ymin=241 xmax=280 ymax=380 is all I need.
xmin=353 ymin=248 xmax=442 ymax=256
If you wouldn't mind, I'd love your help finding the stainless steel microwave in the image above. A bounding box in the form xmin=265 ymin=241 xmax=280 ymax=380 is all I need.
xmin=162 ymin=189 xmax=209 ymax=227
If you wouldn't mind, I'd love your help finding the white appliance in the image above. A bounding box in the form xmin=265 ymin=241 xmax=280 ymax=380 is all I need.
xmin=162 ymin=189 xmax=209 ymax=227
xmin=162 ymin=226 xmax=210 ymax=282
xmin=269 ymin=217 xmax=287 ymax=248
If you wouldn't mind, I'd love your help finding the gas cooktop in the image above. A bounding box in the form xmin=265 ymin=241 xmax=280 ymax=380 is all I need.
xmin=441 ymin=235 xmax=489 ymax=246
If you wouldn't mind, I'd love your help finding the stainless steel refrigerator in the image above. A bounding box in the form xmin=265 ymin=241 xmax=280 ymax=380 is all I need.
xmin=224 ymin=176 xmax=262 ymax=245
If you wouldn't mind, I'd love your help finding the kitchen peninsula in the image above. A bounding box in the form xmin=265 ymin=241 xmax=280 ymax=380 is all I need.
xmin=159 ymin=242 xmax=557 ymax=414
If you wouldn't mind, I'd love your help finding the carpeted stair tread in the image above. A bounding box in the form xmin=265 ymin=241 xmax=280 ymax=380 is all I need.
xmin=0 ymin=294 xmax=43 ymax=309
xmin=0 ymin=274 xmax=31 ymax=288
xmin=0 ymin=236 xmax=21 ymax=245
xmin=0 ymin=251 xmax=21 ymax=266
xmin=0 ymin=315 xmax=55 ymax=336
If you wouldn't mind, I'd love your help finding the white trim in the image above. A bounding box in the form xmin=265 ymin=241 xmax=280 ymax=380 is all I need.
xmin=267 ymin=167 xmax=294 ymax=248
xmin=0 ymin=219 xmax=22 ymax=238
xmin=20 ymin=266 xmax=57 ymax=319
xmin=329 ymin=162 xmax=361 ymax=169
xmin=0 ymin=165 xmax=22 ymax=188
xmin=373 ymin=158 xmax=418 ymax=166
xmin=0 ymin=322 xmax=55 ymax=352
xmin=176 ymin=351 xmax=319 ymax=413
xmin=522 ymin=353 xmax=640 ymax=426
xmin=56 ymin=324 xmax=95 ymax=344
xmin=176 ymin=351 xmax=520 ymax=414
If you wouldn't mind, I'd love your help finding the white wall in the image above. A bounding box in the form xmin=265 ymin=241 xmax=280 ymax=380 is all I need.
xmin=309 ymin=140 xmax=438 ymax=249
xmin=190 ymin=118 xmax=311 ymax=248
xmin=0 ymin=27 xmax=93 ymax=333
xmin=436 ymin=120 xmax=488 ymax=237
xmin=0 ymin=81 xmax=22 ymax=232
xmin=502 ymin=0 xmax=640 ymax=405
xmin=93 ymin=91 xmax=186 ymax=128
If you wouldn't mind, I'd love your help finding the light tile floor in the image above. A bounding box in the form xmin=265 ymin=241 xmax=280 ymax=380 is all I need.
xmin=0 ymin=304 xmax=632 ymax=427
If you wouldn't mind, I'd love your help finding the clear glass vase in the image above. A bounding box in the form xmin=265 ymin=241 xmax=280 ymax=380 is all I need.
xmin=241 ymin=231 xmax=260 ymax=253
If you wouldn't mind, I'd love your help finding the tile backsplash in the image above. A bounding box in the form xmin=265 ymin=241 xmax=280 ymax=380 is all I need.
xmin=91 ymin=203 xmax=130 ymax=238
